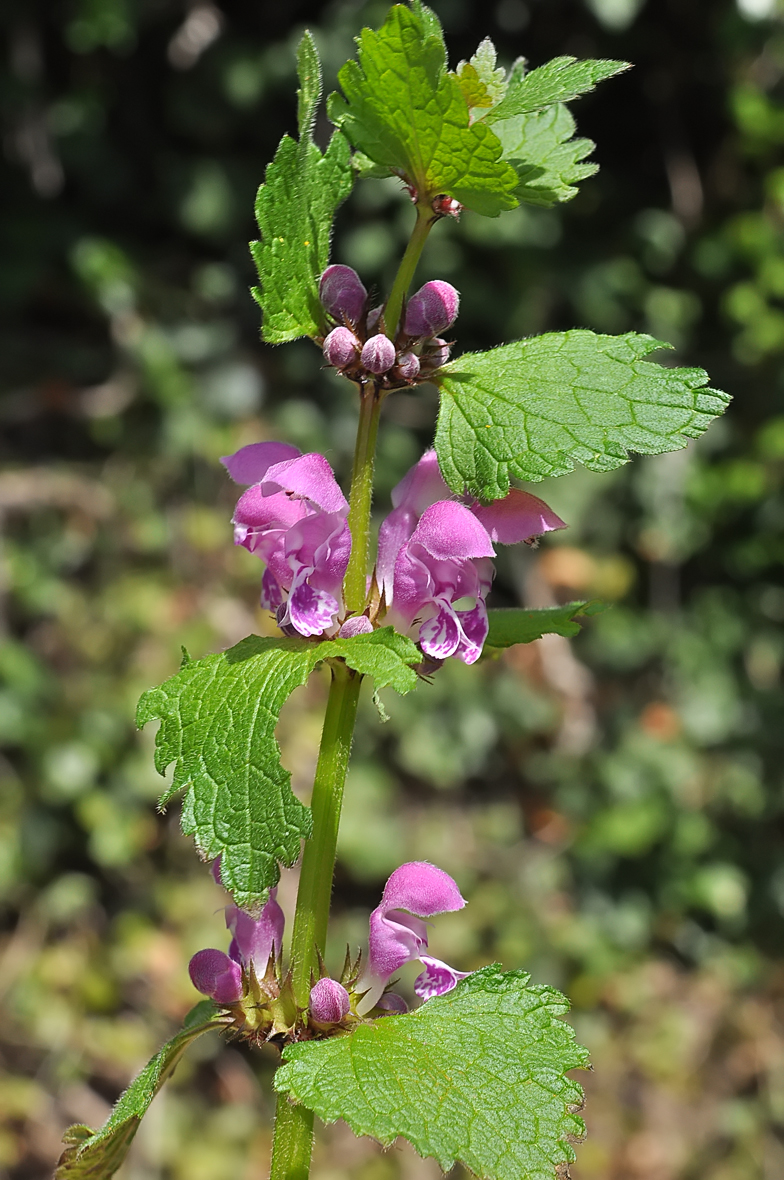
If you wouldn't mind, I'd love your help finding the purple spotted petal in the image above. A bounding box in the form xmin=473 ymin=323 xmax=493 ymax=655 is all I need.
xmin=414 ymin=954 xmax=470 ymax=1001
xmin=357 ymin=862 xmax=465 ymax=1014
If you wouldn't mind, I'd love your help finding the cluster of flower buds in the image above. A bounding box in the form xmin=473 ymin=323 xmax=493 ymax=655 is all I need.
xmin=187 ymin=860 xmax=470 ymax=1045
xmin=320 ymin=265 xmax=459 ymax=390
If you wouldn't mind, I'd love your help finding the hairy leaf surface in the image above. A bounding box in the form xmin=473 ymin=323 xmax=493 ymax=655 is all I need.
xmin=327 ymin=5 xmax=518 ymax=216
xmin=434 ymin=330 xmax=731 ymax=499
xmin=485 ymin=601 xmax=605 ymax=649
xmin=493 ymin=103 xmax=601 ymax=206
xmin=486 ymin=56 xmax=628 ymax=123
xmin=481 ymin=57 xmax=627 ymax=206
xmin=137 ymin=630 xmax=420 ymax=909
xmin=250 ymin=33 xmax=353 ymax=343
xmin=275 ymin=966 xmax=589 ymax=1180
xmin=56 ymin=1003 xmax=229 ymax=1180
xmin=454 ymin=37 xmax=507 ymax=112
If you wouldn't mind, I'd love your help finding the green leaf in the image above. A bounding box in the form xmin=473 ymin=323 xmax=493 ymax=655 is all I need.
xmin=481 ymin=57 xmax=628 ymax=207
xmin=486 ymin=56 xmax=629 ymax=123
xmin=56 ymin=1004 xmax=229 ymax=1180
xmin=485 ymin=601 xmax=605 ymax=649
xmin=494 ymin=104 xmax=602 ymax=207
xmin=454 ymin=38 xmax=507 ymax=112
xmin=327 ymin=5 xmax=518 ymax=217
xmin=434 ymin=330 xmax=731 ymax=500
xmin=275 ymin=966 xmax=588 ymax=1180
xmin=137 ymin=629 xmax=421 ymax=909
xmin=250 ymin=32 xmax=353 ymax=344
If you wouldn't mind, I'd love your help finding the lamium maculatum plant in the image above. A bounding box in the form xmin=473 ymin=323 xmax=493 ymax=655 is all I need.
xmin=55 ymin=6 xmax=729 ymax=1180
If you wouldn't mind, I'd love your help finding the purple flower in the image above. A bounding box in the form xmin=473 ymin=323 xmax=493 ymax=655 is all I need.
xmin=188 ymin=948 xmax=243 ymax=1004
xmin=222 ymin=442 xmax=351 ymax=639
xmin=356 ymin=861 xmax=466 ymax=1014
xmin=414 ymin=954 xmax=469 ymax=1001
xmin=319 ymin=264 xmax=368 ymax=324
xmin=323 ymin=326 xmax=360 ymax=369
xmin=225 ymin=888 xmax=285 ymax=974
xmin=309 ymin=978 xmax=350 ymax=1023
xmin=377 ymin=450 xmax=565 ymax=664
xmin=361 ymin=334 xmax=396 ymax=375
xmin=404 ymin=280 xmax=460 ymax=338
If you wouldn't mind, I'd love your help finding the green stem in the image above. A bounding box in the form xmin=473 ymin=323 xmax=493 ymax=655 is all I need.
xmin=384 ymin=202 xmax=434 ymax=340
xmin=289 ymin=661 xmax=362 ymax=1007
xmin=343 ymin=386 xmax=383 ymax=616
xmin=269 ymin=663 xmax=361 ymax=1180
xmin=269 ymin=199 xmax=435 ymax=1180
xmin=269 ymin=1100 xmax=314 ymax=1180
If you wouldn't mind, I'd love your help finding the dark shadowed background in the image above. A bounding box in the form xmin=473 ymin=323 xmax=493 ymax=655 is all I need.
xmin=2 ymin=0 xmax=784 ymax=1177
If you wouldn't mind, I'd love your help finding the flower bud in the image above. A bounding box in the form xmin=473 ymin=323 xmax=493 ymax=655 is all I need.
xmin=396 ymin=351 xmax=420 ymax=380
xmin=309 ymin=977 xmax=350 ymax=1023
xmin=361 ymin=334 xmax=396 ymax=375
xmin=376 ymin=992 xmax=409 ymax=1014
xmin=323 ymin=326 xmax=360 ymax=369
xmin=404 ymin=281 xmax=460 ymax=337
xmin=319 ymin=265 xmax=368 ymax=324
xmin=188 ymin=949 xmax=243 ymax=1004
xmin=427 ymin=338 xmax=451 ymax=369
xmin=339 ymin=615 xmax=374 ymax=637
xmin=366 ymin=305 xmax=384 ymax=333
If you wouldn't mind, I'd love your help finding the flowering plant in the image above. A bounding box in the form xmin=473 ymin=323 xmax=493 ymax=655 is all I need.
xmin=56 ymin=7 xmax=728 ymax=1180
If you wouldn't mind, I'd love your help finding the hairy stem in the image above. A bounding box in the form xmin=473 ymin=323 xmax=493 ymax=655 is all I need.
xmin=269 ymin=199 xmax=436 ymax=1180
xmin=384 ymin=202 xmax=434 ymax=339
xmin=289 ymin=660 xmax=363 ymax=1006
xmin=343 ymin=385 xmax=383 ymax=615
xmin=269 ymin=664 xmax=361 ymax=1180
xmin=269 ymin=1100 xmax=314 ymax=1180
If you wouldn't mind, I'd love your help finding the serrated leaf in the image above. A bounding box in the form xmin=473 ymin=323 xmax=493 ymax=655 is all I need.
xmin=327 ymin=5 xmax=518 ymax=217
xmin=454 ymin=38 xmax=507 ymax=112
xmin=434 ymin=330 xmax=731 ymax=500
xmin=485 ymin=601 xmax=605 ymax=648
xmin=55 ymin=1003 xmax=229 ymax=1180
xmin=296 ymin=30 xmax=321 ymax=138
xmin=137 ymin=629 xmax=420 ymax=909
xmin=482 ymin=57 xmax=628 ymax=207
xmin=486 ymin=56 xmax=629 ymax=123
xmin=275 ymin=966 xmax=588 ymax=1180
xmin=250 ymin=33 xmax=353 ymax=344
xmin=495 ymin=104 xmax=601 ymax=207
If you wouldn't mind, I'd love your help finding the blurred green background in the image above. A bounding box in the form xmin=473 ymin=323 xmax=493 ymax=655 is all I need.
xmin=2 ymin=0 xmax=784 ymax=1177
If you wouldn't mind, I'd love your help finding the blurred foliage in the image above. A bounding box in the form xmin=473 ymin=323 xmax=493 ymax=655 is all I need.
xmin=1 ymin=0 xmax=784 ymax=1178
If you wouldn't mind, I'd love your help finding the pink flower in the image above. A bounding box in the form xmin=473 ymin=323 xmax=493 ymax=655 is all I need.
xmin=222 ymin=442 xmax=351 ymax=639
xmin=187 ymin=880 xmax=285 ymax=1003
xmin=225 ymin=889 xmax=285 ymax=974
xmin=189 ymin=948 xmax=243 ymax=1004
xmin=356 ymin=861 xmax=467 ymax=1014
xmin=377 ymin=450 xmax=565 ymax=664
